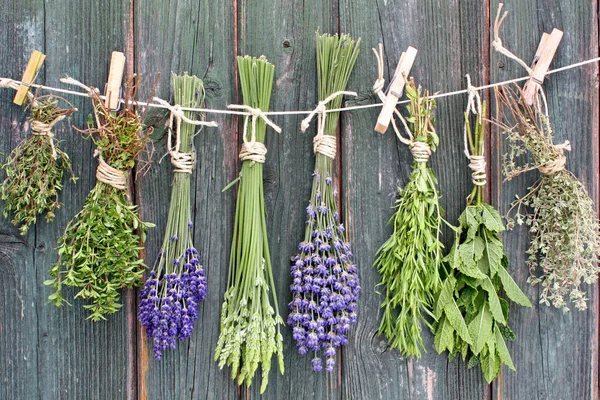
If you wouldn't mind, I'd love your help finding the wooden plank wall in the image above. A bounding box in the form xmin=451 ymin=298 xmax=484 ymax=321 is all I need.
xmin=0 ymin=0 xmax=597 ymax=399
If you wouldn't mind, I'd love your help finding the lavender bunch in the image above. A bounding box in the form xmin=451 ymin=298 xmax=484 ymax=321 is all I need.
xmin=138 ymin=74 xmax=208 ymax=360
xmin=288 ymin=32 xmax=361 ymax=372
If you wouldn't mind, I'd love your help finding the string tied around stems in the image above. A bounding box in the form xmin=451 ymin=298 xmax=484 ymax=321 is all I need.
xmin=372 ymin=45 xmax=432 ymax=163
xmin=153 ymin=97 xmax=218 ymax=174
xmin=94 ymin=149 xmax=128 ymax=190
xmin=227 ymin=104 xmax=281 ymax=164
xmin=464 ymin=74 xmax=487 ymax=186
xmin=301 ymin=91 xmax=357 ymax=159
xmin=538 ymin=141 xmax=571 ymax=175
xmin=30 ymin=116 xmax=65 ymax=159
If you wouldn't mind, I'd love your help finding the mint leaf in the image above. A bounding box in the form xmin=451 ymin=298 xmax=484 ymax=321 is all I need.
xmin=495 ymin=326 xmax=516 ymax=371
xmin=481 ymin=203 xmax=505 ymax=233
xmin=481 ymin=278 xmax=507 ymax=325
xmin=498 ymin=265 xmax=532 ymax=307
xmin=468 ymin=303 xmax=493 ymax=355
xmin=434 ymin=316 xmax=454 ymax=354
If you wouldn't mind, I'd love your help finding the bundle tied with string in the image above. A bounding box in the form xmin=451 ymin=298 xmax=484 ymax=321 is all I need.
xmin=493 ymin=4 xmax=600 ymax=312
xmin=48 ymin=75 xmax=155 ymax=321
xmin=0 ymin=78 xmax=76 ymax=235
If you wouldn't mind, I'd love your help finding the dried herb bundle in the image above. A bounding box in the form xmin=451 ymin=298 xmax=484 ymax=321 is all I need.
xmin=373 ymin=80 xmax=443 ymax=358
xmin=288 ymin=32 xmax=361 ymax=373
xmin=138 ymin=73 xmax=209 ymax=360
xmin=214 ymin=56 xmax=283 ymax=393
xmin=47 ymin=76 xmax=154 ymax=321
xmin=433 ymin=98 xmax=531 ymax=383
xmin=497 ymin=85 xmax=600 ymax=311
xmin=1 ymin=96 xmax=76 ymax=235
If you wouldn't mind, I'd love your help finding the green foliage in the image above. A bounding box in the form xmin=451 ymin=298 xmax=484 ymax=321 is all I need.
xmin=214 ymin=56 xmax=283 ymax=394
xmin=1 ymin=97 xmax=76 ymax=235
xmin=47 ymin=78 xmax=154 ymax=321
xmin=498 ymin=85 xmax=600 ymax=311
xmin=433 ymin=101 xmax=531 ymax=383
xmin=373 ymin=80 xmax=443 ymax=358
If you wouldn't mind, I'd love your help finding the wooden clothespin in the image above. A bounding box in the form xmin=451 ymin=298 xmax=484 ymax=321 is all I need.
xmin=375 ymin=46 xmax=418 ymax=134
xmin=522 ymin=29 xmax=563 ymax=105
xmin=104 ymin=51 xmax=126 ymax=110
xmin=13 ymin=50 xmax=46 ymax=105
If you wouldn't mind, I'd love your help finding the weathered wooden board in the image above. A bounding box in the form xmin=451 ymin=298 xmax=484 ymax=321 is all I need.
xmin=490 ymin=1 xmax=599 ymax=399
xmin=0 ymin=0 xmax=136 ymax=399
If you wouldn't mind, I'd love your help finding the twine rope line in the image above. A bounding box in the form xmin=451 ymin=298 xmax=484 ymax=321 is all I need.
xmin=538 ymin=141 xmax=571 ymax=175
xmin=94 ymin=149 xmax=128 ymax=190
xmin=464 ymin=74 xmax=487 ymax=186
xmin=30 ymin=116 xmax=65 ymax=159
xmin=301 ymin=90 xmax=357 ymax=159
xmin=228 ymin=104 xmax=281 ymax=163
xmin=153 ymin=97 xmax=218 ymax=174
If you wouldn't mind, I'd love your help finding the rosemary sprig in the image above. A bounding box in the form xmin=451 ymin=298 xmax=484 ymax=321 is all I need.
xmin=214 ymin=55 xmax=283 ymax=393
xmin=1 ymin=96 xmax=76 ymax=235
xmin=373 ymin=80 xmax=443 ymax=358
xmin=497 ymin=84 xmax=600 ymax=311
xmin=288 ymin=32 xmax=361 ymax=373
xmin=433 ymin=100 xmax=531 ymax=383
xmin=138 ymin=73 xmax=208 ymax=360
xmin=46 ymin=76 xmax=154 ymax=321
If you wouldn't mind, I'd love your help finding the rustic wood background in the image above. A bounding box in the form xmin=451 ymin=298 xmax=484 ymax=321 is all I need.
xmin=0 ymin=0 xmax=598 ymax=399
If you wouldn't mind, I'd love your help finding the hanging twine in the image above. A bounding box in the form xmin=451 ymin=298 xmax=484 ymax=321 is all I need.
xmin=153 ymin=97 xmax=218 ymax=174
xmin=301 ymin=90 xmax=357 ymax=159
xmin=227 ymin=104 xmax=281 ymax=163
xmin=538 ymin=141 xmax=571 ymax=175
xmin=372 ymin=44 xmax=431 ymax=163
xmin=463 ymin=74 xmax=487 ymax=186
xmin=94 ymin=150 xmax=128 ymax=190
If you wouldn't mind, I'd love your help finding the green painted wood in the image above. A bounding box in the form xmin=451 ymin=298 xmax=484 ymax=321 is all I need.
xmin=489 ymin=1 xmax=599 ymax=399
xmin=0 ymin=0 xmax=136 ymax=399
xmin=235 ymin=1 xmax=342 ymax=398
xmin=133 ymin=0 xmax=239 ymax=399
xmin=339 ymin=0 xmax=491 ymax=398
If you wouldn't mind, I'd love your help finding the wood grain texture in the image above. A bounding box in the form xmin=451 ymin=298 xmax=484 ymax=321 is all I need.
xmin=339 ymin=0 xmax=491 ymax=398
xmin=133 ymin=0 xmax=239 ymax=399
xmin=490 ymin=1 xmax=599 ymax=399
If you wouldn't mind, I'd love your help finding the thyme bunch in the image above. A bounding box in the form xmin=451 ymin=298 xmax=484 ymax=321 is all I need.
xmin=214 ymin=56 xmax=283 ymax=393
xmin=47 ymin=76 xmax=154 ymax=321
xmin=288 ymin=32 xmax=361 ymax=373
xmin=138 ymin=73 xmax=208 ymax=360
xmin=433 ymin=100 xmax=531 ymax=383
xmin=1 ymin=96 xmax=76 ymax=235
xmin=497 ymin=85 xmax=600 ymax=311
xmin=373 ymin=81 xmax=443 ymax=358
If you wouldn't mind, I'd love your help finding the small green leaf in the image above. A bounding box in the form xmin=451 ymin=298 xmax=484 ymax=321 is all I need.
xmin=498 ymin=265 xmax=532 ymax=307
xmin=468 ymin=303 xmax=493 ymax=355
xmin=495 ymin=326 xmax=516 ymax=371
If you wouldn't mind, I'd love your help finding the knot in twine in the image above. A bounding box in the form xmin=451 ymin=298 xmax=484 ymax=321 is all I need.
xmin=538 ymin=141 xmax=571 ymax=175
xmin=30 ymin=116 xmax=65 ymax=160
xmin=464 ymin=74 xmax=487 ymax=186
xmin=227 ymin=104 xmax=281 ymax=164
xmin=153 ymin=97 xmax=218 ymax=174
xmin=94 ymin=150 xmax=128 ymax=190
xmin=301 ymin=91 xmax=357 ymax=159
xmin=371 ymin=43 xmax=386 ymax=101
xmin=410 ymin=141 xmax=432 ymax=163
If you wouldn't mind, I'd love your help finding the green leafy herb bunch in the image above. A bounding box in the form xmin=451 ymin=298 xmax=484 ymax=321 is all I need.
xmin=497 ymin=85 xmax=600 ymax=311
xmin=373 ymin=79 xmax=443 ymax=358
xmin=214 ymin=56 xmax=283 ymax=393
xmin=1 ymin=95 xmax=77 ymax=235
xmin=433 ymin=90 xmax=531 ymax=383
xmin=47 ymin=76 xmax=154 ymax=321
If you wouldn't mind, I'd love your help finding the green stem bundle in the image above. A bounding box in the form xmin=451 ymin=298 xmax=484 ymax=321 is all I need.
xmin=433 ymin=100 xmax=531 ymax=383
xmin=1 ymin=96 xmax=76 ymax=235
xmin=214 ymin=56 xmax=283 ymax=393
xmin=498 ymin=85 xmax=600 ymax=311
xmin=373 ymin=80 xmax=443 ymax=358
xmin=47 ymin=77 xmax=154 ymax=321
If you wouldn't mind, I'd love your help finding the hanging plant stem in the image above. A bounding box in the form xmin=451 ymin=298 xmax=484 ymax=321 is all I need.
xmin=214 ymin=55 xmax=283 ymax=393
xmin=46 ymin=75 xmax=154 ymax=321
xmin=1 ymin=95 xmax=77 ymax=235
xmin=288 ymin=32 xmax=361 ymax=373
xmin=138 ymin=73 xmax=208 ymax=360
xmin=496 ymin=84 xmax=600 ymax=311
xmin=373 ymin=80 xmax=443 ymax=358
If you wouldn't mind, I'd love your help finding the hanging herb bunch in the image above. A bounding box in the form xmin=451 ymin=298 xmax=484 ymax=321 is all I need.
xmin=373 ymin=79 xmax=443 ymax=358
xmin=139 ymin=73 xmax=216 ymax=360
xmin=214 ymin=55 xmax=283 ymax=393
xmin=496 ymin=84 xmax=600 ymax=311
xmin=288 ymin=32 xmax=361 ymax=373
xmin=433 ymin=85 xmax=531 ymax=383
xmin=1 ymin=94 xmax=77 ymax=235
xmin=46 ymin=75 xmax=154 ymax=321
